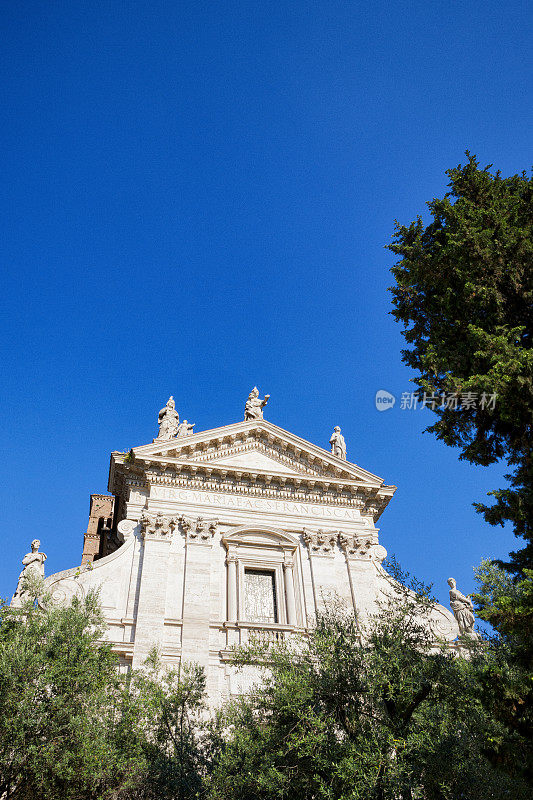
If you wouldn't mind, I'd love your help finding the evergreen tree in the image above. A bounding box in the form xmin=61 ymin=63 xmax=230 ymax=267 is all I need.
xmin=387 ymin=155 xmax=533 ymax=571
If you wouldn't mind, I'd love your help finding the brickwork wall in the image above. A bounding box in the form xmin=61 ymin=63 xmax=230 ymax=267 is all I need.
xmin=81 ymin=494 xmax=115 ymax=565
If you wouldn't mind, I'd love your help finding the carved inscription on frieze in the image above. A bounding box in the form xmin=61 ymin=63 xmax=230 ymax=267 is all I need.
xmin=150 ymin=486 xmax=367 ymax=522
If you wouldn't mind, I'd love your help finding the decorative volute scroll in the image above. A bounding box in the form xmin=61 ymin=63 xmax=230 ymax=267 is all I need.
xmin=302 ymin=527 xmax=337 ymax=555
xmin=140 ymin=511 xmax=179 ymax=540
xmin=180 ymin=515 xmax=218 ymax=544
xmin=117 ymin=518 xmax=138 ymax=541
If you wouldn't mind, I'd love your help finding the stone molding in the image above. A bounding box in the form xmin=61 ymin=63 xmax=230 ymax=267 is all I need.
xmin=123 ymin=465 xmax=387 ymax=518
xmin=110 ymin=421 xmax=396 ymax=524
xmin=191 ymin=437 xmax=329 ymax=477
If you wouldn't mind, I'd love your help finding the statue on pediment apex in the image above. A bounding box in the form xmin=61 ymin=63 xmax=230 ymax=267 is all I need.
xmin=11 ymin=539 xmax=47 ymax=607
xmin=330 ymin=426 xmax=346 ymax=460
xmin=244 ymin=387 xmax=270 ymax=420
xmin=448 ymin=577 xmax=478 ymax=639
xmin=156 ymin=396 xmax=180 ymax=441
xmin=177 ymin=420 xmax=195 ymax=437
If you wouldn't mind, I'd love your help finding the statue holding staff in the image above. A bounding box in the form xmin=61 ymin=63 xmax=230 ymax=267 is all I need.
xmin=330 ymin=426 xmax=347 ymax=460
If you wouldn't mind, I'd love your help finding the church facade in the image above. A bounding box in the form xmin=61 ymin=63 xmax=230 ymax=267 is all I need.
xmin=42 ymin=394 xmax=459 ymax=706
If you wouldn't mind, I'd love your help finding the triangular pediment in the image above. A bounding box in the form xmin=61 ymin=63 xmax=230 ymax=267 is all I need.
xmin=126 ymin=420 xmax=385 ymax=486
xmin=200 ymin=448 xmax=312 ymax=476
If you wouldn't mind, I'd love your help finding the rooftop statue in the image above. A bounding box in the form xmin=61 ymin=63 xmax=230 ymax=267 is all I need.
xmin=447 ymin=577 xmax=478 ymax=639
xmin=330 ymin=426 xmax=347 ymax=460
xmin=177 ymin=420 xmax=195 ymax=437
xmin=244 ymin=387 xmax=270 ymax=421
xmin=156 ymin=396 xmax=180 ymax=441
xmin=11 ymin=539 xmax=47 ymax=607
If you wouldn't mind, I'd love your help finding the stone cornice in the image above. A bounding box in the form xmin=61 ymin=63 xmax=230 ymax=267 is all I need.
xmin=189 ymin=438 xmax=329 ymax=477
xmin=124 ymin=419 xmax=386 ymax=484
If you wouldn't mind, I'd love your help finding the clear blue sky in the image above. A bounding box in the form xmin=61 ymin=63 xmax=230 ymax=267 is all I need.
xmin=1 ymin=1 xmax=530 ymax=609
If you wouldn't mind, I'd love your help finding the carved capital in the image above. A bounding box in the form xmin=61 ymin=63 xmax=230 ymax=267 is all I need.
xmin=338 ymin=532 xmax=383 ymax=560
xmin=283 ymin=552 xmax=295 ymax=568
xmin=302 ymin=527 xmax=337 ymax=555
xmin=180 ymin=515 xmax=218 ymax=544
xmin=338 ymin=532 xmax=372 ymax=559
xmin=140 ymin=511 xmax=178 ymax=540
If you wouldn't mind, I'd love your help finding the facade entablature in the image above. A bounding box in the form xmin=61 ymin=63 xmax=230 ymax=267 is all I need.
xmin=109 ymin=420 xmax=396 ymax=525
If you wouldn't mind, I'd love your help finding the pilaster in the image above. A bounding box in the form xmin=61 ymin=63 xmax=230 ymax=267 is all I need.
xmin=131 ymin=512 xmax=178 ymax=668
xmin=180 ymin=516 xmax=218 ymax=668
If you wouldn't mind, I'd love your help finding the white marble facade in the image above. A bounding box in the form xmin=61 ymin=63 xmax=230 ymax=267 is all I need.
xmin=43 ymin=418 xmax=459 ymax=706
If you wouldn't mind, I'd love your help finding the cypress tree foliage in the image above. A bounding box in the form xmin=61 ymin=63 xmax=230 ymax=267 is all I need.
xmin=387 ymin=155 xmax=533 ymax=572
xmin=472 ymin=561 xmax=533 ymax=784
xmin=387 ymin=158 xmax=533 ymax=789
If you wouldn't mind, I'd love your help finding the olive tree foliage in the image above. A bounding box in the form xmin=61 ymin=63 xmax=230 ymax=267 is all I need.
xmin=387 ymin=155 xmax=533 ymax=572
xmin=207 ymin=597 xmax=529 ymax=800
xmin=0 ymin=587 xmax=208 ymax=800
xmin=0 ymin=589 xmax=135 ymax=800
xmin=126 ymin=651 xmax=208 ymax=800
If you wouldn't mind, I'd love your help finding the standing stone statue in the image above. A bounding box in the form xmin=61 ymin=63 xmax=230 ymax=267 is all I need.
xmin=11 ymin=539 xmax=47 ymax=607
xmin=156 ymin=396 xmax=180 ymax=441
xmin=448 ymin=577 xmax=478 ymax=639
xmin=177 ymin=419 xmax=195 ymax=437
xmin=244 ymin=387 xmax=270 ymax=420
xmin=330 ymin=426 xmax=347 ymax=460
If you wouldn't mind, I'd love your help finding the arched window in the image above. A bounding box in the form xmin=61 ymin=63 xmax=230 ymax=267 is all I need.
xmin=222 ymin=528 xmax=302 ymax=630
